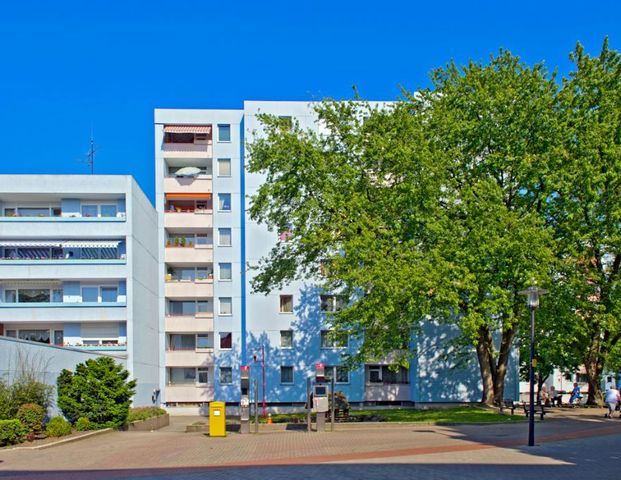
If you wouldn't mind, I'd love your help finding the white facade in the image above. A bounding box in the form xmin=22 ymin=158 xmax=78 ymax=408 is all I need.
xmin=0 ymin=175 xmax=159 ymax=405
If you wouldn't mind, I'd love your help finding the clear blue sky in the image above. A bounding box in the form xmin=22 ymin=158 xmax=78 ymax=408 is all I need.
xmin=0 ymin=1 xmax=619 ymax=203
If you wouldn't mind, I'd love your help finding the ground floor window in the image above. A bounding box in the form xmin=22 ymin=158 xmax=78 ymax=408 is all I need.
xmin=18 ymin=329 xmax=50 ymax=344
xmin=280 ymin=366 xmax=294 ymax=384
xmin=366 ymin=365 xmax=409 ymax=384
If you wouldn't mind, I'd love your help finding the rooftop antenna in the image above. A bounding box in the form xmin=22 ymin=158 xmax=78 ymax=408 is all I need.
xmin=79 ymin=127 xmax=98 ymax=174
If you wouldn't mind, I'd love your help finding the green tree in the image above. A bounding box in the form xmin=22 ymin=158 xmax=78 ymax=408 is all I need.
xmin=247 ymin=50 xmax=559 ymax=405
xmin=547 ymin=38 xmax=621 ymax=403
xmin=57 ymin=357 xmax=136 ymax=427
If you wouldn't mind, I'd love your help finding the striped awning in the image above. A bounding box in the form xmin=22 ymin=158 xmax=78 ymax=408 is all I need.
xmin=0 ymin=279 xmax=63 ymax=287
xmin=0 ymin=241 xmax=62 ymax=248
xmin=62 ymin=240 xmax=121 ymax=248
xmin=166 ymin=193 xmax=212 ymax=200
xmin=164 ymin=125 xmax=212 ymax=134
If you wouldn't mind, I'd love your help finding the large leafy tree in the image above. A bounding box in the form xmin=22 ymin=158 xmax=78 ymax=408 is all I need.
xmin=248 ymin=49 xmax=559 ymax=406
xmin=548 ymin=39 xmax=621 ymax=403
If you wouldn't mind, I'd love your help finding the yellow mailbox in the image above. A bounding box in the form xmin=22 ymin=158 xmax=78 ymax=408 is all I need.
xmin=209 ymin=401 xmax=226 ymax=437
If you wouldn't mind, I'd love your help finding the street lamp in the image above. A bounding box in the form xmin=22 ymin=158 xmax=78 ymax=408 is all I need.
xmin=518 ymin=284 xmax=548 ymax=447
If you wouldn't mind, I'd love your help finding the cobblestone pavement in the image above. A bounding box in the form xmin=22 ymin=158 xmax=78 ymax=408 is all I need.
xmin=0 ymin=412 xmax=620 ymax=479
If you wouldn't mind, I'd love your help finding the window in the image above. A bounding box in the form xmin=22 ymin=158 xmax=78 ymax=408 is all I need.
xmin=320 ymin=295 xmax=345 ymax=312
xmin=220 ymin=367 xmax=233 ymax=384
xmin=280 ymin=330 xmax=293 ymax=348
xmin=100 ymin=287 xmax=118 ymax=303
xmin=5 ymin=330 xmax=16 ymax=338
xmin=18 ymin=330 xmax=50 ymax=344
xmin=279 ymin=295 xmax=293 ymax=313
xmin=168 ymin=367 xmax=196 ymax=385
xmin=195 ymin=234 xmax=210 ymax=246
xmin=218 ymin=228 xmax=232 ymax=246
xmin=219 ymin=332 xmax=232 ymax=349
xmin=168 ymin=300 xmax=209 ymax=316
xmin=81 ymin=287 xmax=98 ymax=303
xmin=100 ymin=205 xmax=117 ymax=217
xmin=19 ymin=289 xmax=50 ymax=303
xmin=196 ymin=334 xmax=210 ymax=349
xmin=217 ymin=158 xmax=231 ymax=177
xmin=81 ymin=205 xmax=98 ymax=217
xmin=218 ymin=124 xmax=231 ymax=142
xmin=169 ymin=334 xmax=195 ymax=350
xmin=4 ymin=290 xmax=16 ymax=303
xmin=280 ymin=366 xmax=294 ymax=384
xmin=197 ymin=368 xmax=209 ymax=384
xmin=320 ymin=330 xmax=348 ymax=349
xmin=218 ymin=193 xmax=231 ymax=211
xmin=219 ymin=297 xmax=232 ymax=315
xmin=326 ymin=366 xmax=349 ymax=384
xmin=367 ymin=365 xmax=409 ymax=384
xmin=219 ymin=263 xmax=232 ymax=281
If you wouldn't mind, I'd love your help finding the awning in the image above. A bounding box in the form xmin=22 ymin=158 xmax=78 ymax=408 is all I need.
xmin=166 ymin=193 xmax=212 ymax=200
xmin=164 ymin=125 xmax=212 ymax=134
xmin=0 ymin=280 xmax=63 ymax=287
xmin=62 ymin=240 xmax=121 ymax=248
xmin=0 ymin=241 xmax=63 ymax=248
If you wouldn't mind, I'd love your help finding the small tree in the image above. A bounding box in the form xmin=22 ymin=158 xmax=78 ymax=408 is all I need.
xmin=57 ymin=357 xmax=136 ymax=428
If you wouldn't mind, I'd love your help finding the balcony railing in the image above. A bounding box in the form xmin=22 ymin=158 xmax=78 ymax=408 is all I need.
xmin=0 ymin=301 xmax=126 ymax=308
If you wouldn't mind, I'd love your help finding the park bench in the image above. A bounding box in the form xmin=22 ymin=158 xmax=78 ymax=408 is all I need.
xmin=523 ymin=403 xmax=547 ymax=420
xmin=500 ymin=400 xmax=518 ymax=415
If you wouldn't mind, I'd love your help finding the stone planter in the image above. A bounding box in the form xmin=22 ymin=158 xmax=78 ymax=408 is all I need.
xmin=185 ymin=423 xmax=208 ymax=433
xmin=126 ymin=413 xmax=170 ymax=431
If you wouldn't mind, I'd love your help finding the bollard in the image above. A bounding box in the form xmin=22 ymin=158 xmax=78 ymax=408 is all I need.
xmin=267 ymin=413 xmax=272 ymax=424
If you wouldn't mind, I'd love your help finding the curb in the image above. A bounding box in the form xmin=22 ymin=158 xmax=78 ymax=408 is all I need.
xmin=7 ymin=428 xmax=113 ymax=451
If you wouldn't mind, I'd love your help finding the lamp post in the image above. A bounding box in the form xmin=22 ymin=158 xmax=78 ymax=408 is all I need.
xmin=518 ymin=285 xmax=548 ymax=447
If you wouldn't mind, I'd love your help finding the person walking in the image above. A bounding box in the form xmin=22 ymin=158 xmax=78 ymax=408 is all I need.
xmin=604 ymin=386 xmax=620 ymax=419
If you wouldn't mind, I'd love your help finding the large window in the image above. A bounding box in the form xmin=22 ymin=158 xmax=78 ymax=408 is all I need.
xmin=81 ymin=204 xmax=117 ymax=218
xmin=168 ymin=300 xmax=210 ymax=316
xmin=366 ymin=365 xmax=409 ymax=384
xmin=320 ymin=330 xmax=348 ymax=349
xmin=3 ymin=206 xmax=60 ymax=217
xmin=218 ymin=124 xmax=231 ymax=142
xmin=197 ymin=368 xmax=209 ymax=385
xmin=217 ymin=158 xmax=231 ymax=177
xmin=279 ymin=295 xmax=293 ymax=313
xmin=218 ymin=228 xmax=232 ymax=247
xmin=219 ymin=367 xmax=233 ymax=384
xmin=168 ymin=267 xmax=212 ymax=281
xmin=168 ymin=367 xmax=196 ymax=385
xmin=280 ymin=366 xmax=294 ymax=384
xmin=325 ymin=365 xmax=350 ymax=384
xmin=219 ymin=297 xmax=232 ymax=315
xmin=18 ymin=330 xmax=50 ymax=344
xmin=168 ymin=334 xmax=195 ymax=350
xmin=218 ymin=193 xmax=231 ymax=211
xmin=196 ymin=334 xmax=210 ymax=349
xmin=3 ymin=288 xmax=62 ymax=304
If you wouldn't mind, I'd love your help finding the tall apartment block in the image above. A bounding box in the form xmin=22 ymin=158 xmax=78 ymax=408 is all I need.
xmin=0 ymin=175 xmax=159 ymax=405
xmin=156 ymin=103 xmax=520 ymax=408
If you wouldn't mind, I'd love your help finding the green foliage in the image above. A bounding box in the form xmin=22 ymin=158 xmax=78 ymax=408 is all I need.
xmin=16 ymin=403 xmax=45 ymax=433
xmin=45 ymin=416 xmax=72 ymax=437
xmin=0 ymin=377 xmax=53 ymax=420
xmin=329 ymin=391 xmax=349 ymax=411
xmin=57 ymin=357 xmax=137 ymax=428
xmin=127 ymin=407 xmax=167 ymax=423
xmin=0 ymin=419 xmax=27 ymax=446
xmin=74 ymin=417 xmax=92 ymax=432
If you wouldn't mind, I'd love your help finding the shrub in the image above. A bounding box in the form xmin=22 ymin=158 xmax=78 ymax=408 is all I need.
xmin=16 ymin=403 xmax=45 ymax=433
xmin=330 ymin=391 xmax=350 ymax=411
xmin=0 ymin=419 xmax=27 ymax=446
xmin=127 ymin=407 xmax=167 ymax=423
xmin=46 ymin=416 xmax=72 ymax=437
xmin=74 ymin=417 xmax=92 ymax=432
xmin=0 ymin=377 xmax=53 ymax=420
xmin=57 ymin=357 xmax=136 ymax=428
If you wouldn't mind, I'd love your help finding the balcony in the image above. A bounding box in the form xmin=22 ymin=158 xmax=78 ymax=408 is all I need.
xmin=164 ymin=211 xmax=212 ymax=229
xmin=165 ymin=384 xmax=214 ymax=403
xmin=164 ymin=176 xmax=212 ymax=194
xmin=0 ymin=302 xmax=127 ymax=322
xmin=162 ymin=143 xmax=212 ymax=159
xmin=166 ymin=314 xmax=213 ymax=333
xmin=166 ymin=349 xmax=214 ymax=367
xmin=165 ymin=280 xmax=213 ymax=298
xmin=165 ymin=246 xmax=213 ymax=264
xmin=364 ymin=383 xmax=411 ymax=402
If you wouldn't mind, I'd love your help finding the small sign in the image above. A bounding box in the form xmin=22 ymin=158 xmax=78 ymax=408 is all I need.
xmin=213 ymin=410 xmax=221 ymax=416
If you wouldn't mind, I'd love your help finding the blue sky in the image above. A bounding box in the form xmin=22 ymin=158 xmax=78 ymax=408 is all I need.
xmin=0 ymin=1 xmax=619 ymax=203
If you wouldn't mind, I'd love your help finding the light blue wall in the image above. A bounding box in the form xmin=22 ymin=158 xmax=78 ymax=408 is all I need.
xmin=61 ymin=198 xmax=80 ymax=214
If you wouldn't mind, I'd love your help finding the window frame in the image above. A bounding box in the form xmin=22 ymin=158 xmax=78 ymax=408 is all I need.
xmin=219 ymin=332 xmax=233 ymax=350
xmin=219 ymin=366 xmax=233 ymax=385
xmin=280 ymin=330 xmax=293 ymax=349
xmin=217 ymin=158 xmax=232 ymax=177
xmin=219 ymin=263 xmax=232 ymax=281
xmin=279 ymin=294 xmax=293 ymax=314
xmin=218 ymin=193 xmax=232 ymax=212
xmin=217 ymin=124 xmax=231 ymax=143
xmin=280 ymin=366 xmax=294 ymax=385
xmin=218 ymin=228 xmax=232 ymax=247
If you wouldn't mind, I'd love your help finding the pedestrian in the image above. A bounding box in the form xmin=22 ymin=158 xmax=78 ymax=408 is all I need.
xmin=604 ymin=386 xmax=620 ymax=418
xmin=605 ymin=376 xmax=616 ymax=391
xmin=550 ymin=385 xmax=562 ymax=406
xmin=569 ymin=382 xmax=582 ymax=406
xmin=539 ymin=385 xmax=550 ymax=406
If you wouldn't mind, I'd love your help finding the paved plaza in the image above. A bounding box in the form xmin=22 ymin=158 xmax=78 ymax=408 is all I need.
xmin=1 ymin=410 xmax=620 ymax=479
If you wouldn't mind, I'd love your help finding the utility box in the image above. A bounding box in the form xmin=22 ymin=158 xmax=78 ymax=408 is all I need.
xmin=312 ymin=384 xmax=329 ymax=413
xmin=209 ymin=401 xmax=226 ymax=437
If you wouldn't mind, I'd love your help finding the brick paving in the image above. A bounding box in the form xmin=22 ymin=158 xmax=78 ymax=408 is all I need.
xmin=0 ymin=410 xmax=620 ymax=479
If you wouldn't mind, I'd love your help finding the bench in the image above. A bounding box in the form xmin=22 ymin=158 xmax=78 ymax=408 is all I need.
xmin=523 ymin=403 xmax=546 ymax=420
xmin=500 ymin=400 xmax=518 ymax=415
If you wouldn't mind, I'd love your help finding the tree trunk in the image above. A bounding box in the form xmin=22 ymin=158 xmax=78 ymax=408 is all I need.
xmin=476 ymin=327 xmax=496 ymax=405
xmin=584 ymin=357 xmax=603 ymax=405
xmin=492 ymin=328 xmax=515 ymax=405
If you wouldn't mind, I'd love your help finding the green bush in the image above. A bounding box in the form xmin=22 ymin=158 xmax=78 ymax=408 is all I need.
xmin=46 ymin=416 xmax=72 ymax=437
xmin=0 ymin=377 xmax=53 ymax=420
xmin=127 ymin=407 xmax=167 ymax=423
xmin=16 ymin=403 xmax=45 ymax=433
xmin=57 ymin=357 xmax=136 ymax=428
xmin=74 ymin=417 xmax=92 ymax=431
xmin=0 ymin=419 xmax=27 ymax=446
